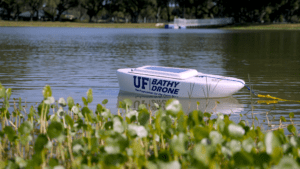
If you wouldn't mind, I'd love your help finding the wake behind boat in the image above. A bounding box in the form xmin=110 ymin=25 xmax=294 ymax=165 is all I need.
xmin=117 ymin=66 xmax=245 ymax=98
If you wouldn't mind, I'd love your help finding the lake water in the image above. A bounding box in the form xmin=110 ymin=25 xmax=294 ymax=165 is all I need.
xmin=0 ymin=27 xmax=300 ymax=132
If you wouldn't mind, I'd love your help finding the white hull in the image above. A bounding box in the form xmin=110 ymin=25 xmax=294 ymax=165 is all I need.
xmin=117 ymin=66 xmax=245 ymax=98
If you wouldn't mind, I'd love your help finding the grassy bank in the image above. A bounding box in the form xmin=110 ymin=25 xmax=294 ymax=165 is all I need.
xmin=0 ymin=83 xmax=300 ymax=168
xmin=2 ymin=20 xmax=300 ymax=30
xmin=222 ymin=23 xmax=300 ymax=30
xmin=0 ymin=20 xmax=164 ymax=28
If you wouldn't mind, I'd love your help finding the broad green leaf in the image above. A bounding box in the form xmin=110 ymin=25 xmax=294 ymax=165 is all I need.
xmin=103 ymin=154 xmax=127 ymax=166
xmin=131 ymin=138 xmax=144 ymax=156
xmin=253 ymin=153 xmax=270 ymax=167
xmin=126 ymin=110 xmax=138 ymax=120
xmin=6 ymin=88 xmax=12 ymax=100
xmin=34 ymin=134 xmax=48 ymax=153
xmin=233 ymin=151 xmax=253 ymax=166
xmin=18 ymin=121 xmax=33 ymax=135
xmin=204 ymin=112 xmax=211 ymax=118
xmin=287 ymin=124 xmax=297 ymax=135
xmin=193 ymin=143 xmax=213 ymax=166
xmin=65 ymin=115 xmax=74 ymax=128
xmin=72 ymin=144 xmax=83 ymax=154
xmin=138 ymin=109 xmax=150 ymax=126
xmin=228 ymin=124 xmax=245 ymax=138
xmin=49 ymin=158 xmax=59 ymax=168
xmin=193 ymin=126 xmax=209 ymax=142
xmin=123 ymin=98 xmax=132 ymax=107
xmin=101 ymin=108 xmax=111 ymax=119
xmin=56 ymin=107 xmax=65 ymax=117
xmin=113 ymin=117 xmax=124 ymax=133
xmin=216 ymin=118 xmax=225 ymax=133
xmin=138 ymin=104 xmax=147 ymax=111
xmin=20 ymin=135 xmax=33 ymax=145
xmin=280 ymin=116 xmax=286 ymax=122
xmin=221 ymin=146 xmax=232 ymax=157
xmin=4 ymin=126 xmax=16 ymax=142
xmin=104 ymin=134 xmax=128 ymax=154
xmin=71 ymin=106 xmax=79 ymax=114
xmin=171 ymin=133 xmax=187 ymax=154
xmin=227 ymin=140 xmax=241 ymax=153
xmin=43 ymin=85 xmax=52 ymax=98
xmin=209 ymin=131 xmax=223 ymax=145
xmin=87 ymin=88 xmax=93 ymax=103
xmin=242 ymin=137 xmax=255 ymax=153
xmin=0 ymin=83 xmax=5 ymax=98
xmin=81 ymin=107 xmax=92 ymax=117
xmin=265 ymin=132 xmax=281 ymax=155
xmin=165 ymin=99 xmax=182 ymax=117
xmin=217 ymin=113 xmax=224 ymax=120
xmin=157 ymin=161 xmax=181 ymax=169
xmin=58 ymin=97 xmax=66 ymax=107
xmin=16 ymin=156 xmax=27 ymax=168
xmin=273 ymin=156 xmax=299 ymax=169
xmin=82 ymin=97 xmax=88 ymax=106
xmin=95 ymin=104 xmax=103 ymax=115
xmin=289 ymin=112 xmax=294 ymax=119
xmin=128 ymin=124 xmax=148 ymax=138
xmin=102 ymin=99 xmax=108 ymax=105
xmin=44 ymin=96 xmax=55 ymax=105
xmin=67 ymin=97 xmax=74 ymax=110
xmin=47 ymin=121 xmax=64 ymax=139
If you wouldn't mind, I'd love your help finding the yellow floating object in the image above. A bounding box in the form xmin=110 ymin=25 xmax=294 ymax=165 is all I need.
xmin=257 ymin=94 xmax=300 ymax=104
xmin=257 ymin=100 xmax=278 ymax=105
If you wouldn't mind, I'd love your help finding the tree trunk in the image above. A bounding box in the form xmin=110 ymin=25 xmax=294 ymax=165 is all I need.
xmin=89 ymin=15 xmax=93 ymax=22
xmin=131 ymin=12 xmax=139 ymax=23
xmin=167 ymin=5 xmax=170 ymax=22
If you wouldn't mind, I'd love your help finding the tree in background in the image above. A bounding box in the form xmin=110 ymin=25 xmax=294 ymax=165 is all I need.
xmin=153 ymin=0 xmax=170 ymax=22
xmin=104 ymin=0 xmax=125 ymax=22
xmin=56 ymin=0 xmax=78 ymax=21
xmin=26 ymin=0 xmax=44 ymax=21
xmin=0 ymin=0 xmax=17 ymax=20
xmin=81 ymin=0 xmax=105 ymax=22
xmin=122 ymin=0 xmax=149 ymax=23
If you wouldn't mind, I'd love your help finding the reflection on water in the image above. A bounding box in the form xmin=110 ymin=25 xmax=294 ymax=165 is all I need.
xmin=118 ymin=91 xmax=244 ymax=114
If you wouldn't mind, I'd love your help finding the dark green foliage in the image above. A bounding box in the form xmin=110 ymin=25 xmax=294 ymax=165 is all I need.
xmin=1 ymin=85 xmax=300 ymax=168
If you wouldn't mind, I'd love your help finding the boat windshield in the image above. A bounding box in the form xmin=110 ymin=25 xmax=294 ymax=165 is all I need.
xmin=144 ymin=66 xmax=188 ymax=73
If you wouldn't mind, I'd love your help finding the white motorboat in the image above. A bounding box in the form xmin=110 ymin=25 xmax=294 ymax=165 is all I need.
xmin=117 ymin=66 xmax=245 ymax=98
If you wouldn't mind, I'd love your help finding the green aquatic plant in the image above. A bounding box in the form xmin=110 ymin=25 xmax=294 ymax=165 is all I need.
xmin=0 ymin=83 xmax=299 ymax=168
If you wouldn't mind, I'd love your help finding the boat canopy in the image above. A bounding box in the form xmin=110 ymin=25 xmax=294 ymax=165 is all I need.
xmin=130 ymin=65 xmax=198 ymax=79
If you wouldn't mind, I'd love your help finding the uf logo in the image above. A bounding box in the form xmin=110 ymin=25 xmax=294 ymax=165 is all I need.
xmin=133 ymin=76 xmax=149 ymax=89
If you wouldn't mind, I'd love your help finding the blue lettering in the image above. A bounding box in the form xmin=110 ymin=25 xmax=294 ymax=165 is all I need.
xmin=168 ymin=88 xmax=174 ymax=94
xmin=152 ymin=79 xmax=157 ymax=85
xmin=174 ymin=89 xmax=179 ymax=94
xmin=133 ymin=76 xmax=141 ymax=88
xmin=157 ymin=87 xmax=162 ymax=92
xmin=166 ymin=81 xmax=174 ymax=87
xmin=152 ymin=86 xmax=157 ymax=91
xmin=174 ymin=82 xmax=180 ymax=88
xmin=162 ymin=80 xmax=168 ymax=86
xmin=157 ymin=80 xmax=162 ymax=86
xmin=141 ymin=77 xmax=149 ymax=89
xmin=162 ymin=87 xmax=168 ymax=93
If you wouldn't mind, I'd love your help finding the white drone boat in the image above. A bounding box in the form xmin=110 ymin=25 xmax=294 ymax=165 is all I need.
xmin=117 ymin=66 xmax=245 ymax=98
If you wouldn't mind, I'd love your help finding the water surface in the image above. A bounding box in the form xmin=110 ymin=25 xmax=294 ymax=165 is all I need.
xmin=0 ymin=27 xmax=299 ymax=132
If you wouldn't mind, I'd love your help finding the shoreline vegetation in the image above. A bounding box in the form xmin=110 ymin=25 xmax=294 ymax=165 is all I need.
xmin=1 ymin=20 xmax=300 ymax=30
xmin=0 ymin=84 xmax=300 ymax=168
